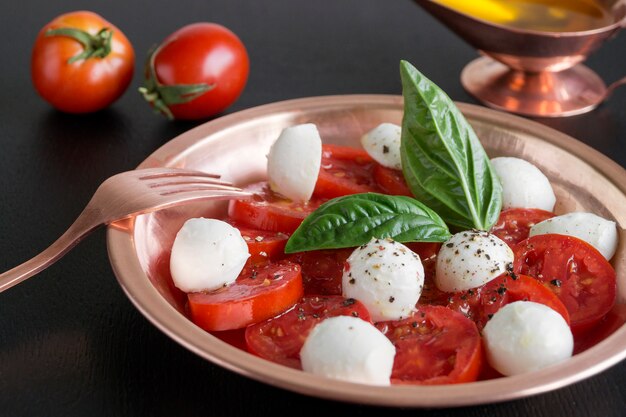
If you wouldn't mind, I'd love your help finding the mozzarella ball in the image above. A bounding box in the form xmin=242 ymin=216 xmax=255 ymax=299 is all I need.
xmin=267 ymin=123 xmax=322 ymax=202
xmin=170 ymin=218 xmax=250 ymax=292
xmin=300 ymin=316 xmax=396 ymax=385
xmin=360 ymin=123 xmax=402 ymax=170
xmin=483 ymin=301 xmax=573 ymax=376
xmin=435 ymin=230 xmax=513 ymax=292
xmin=491 ymin=157 xmax=556 ymax=211
xmin=529 ymin=212 xmax=618 ymax=260
xmin=342 ymin=238 xmax=424 ymax=322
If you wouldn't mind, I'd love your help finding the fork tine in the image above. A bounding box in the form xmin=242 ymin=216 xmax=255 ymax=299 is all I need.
xmin=109 ymin=189 xmax=254 ymax=223
xmin=138 ymin=169 xmax=222 ymax=181
xmin=147 ymin=177 xmax=235 ymax=188
xmin=157 ymin=185 xmax=253 ymax=196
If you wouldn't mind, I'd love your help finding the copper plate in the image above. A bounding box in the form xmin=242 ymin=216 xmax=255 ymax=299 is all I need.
xmin=106 ymin=95 xmax=626 ymax=407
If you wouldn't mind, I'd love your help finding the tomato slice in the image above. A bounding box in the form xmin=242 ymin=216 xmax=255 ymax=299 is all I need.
xmin=406 ymin=242 xmax=441 ymax=264
xmin=211 ymin=328 xmax=248 ymax=351
xmin=442 ymin=286 xmax=483 ymax=322
xmin=490 ymin=208 xmax=555 ymax=248
xmin=372 ymin=164 xmax=413 ymax=197
xmin=228 ymin=182 xmax=326 ymax=233
xmin=478 ymin=274 xmax=570 ymax=328
xmin=376 ymin=305 xmax=482 ymax=385
xmin=441 ymin=273 xmax=570 ymax=330
xmin=245 ymin=296 xmax=372 ymax=369
xmin=417 ymin=275 xmax=449 ymax=306
xmin=187 ymin=260 xmax=303 ymax=331
xmin=313 ymin=144 xmax=381 ymax=198
xmin=225 ymin=220 xmax=289 ymax=264
xmin=513 ymin=234 xmax=617 ymax=333
xmin=410 ymin=242 xmax=444 ymax=306
xmin=573 ymin=308 xmax=626 ymax=354
xmin=287 ymin=248 xmax=354 ymax=296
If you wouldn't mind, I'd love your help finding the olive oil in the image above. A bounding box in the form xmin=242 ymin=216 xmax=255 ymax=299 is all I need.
xmin=434 ymin=0 xmax=613 ymax=32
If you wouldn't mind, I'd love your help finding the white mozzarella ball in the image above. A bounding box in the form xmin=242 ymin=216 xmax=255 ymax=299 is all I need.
xmin=435 ymin=230 xmax=513 ymax=292
xmin=300 ymin=316 xmax=396 ymax=386
xmin=491 ymin=157 xmax=556 ymax=211
xmin=267 ymin=123 xmax=322 ymax=202
xmin=360 ymin=123 xmax=402 ymax=170
xmin=483 ymin=301 xmax=573 ymax=376
xmin=342 ymin=238 xmax=424 ymax=322
xmin=529 ymin=212 xmax=618 ymax=260
xmin=170 ymin=218 xmax=250 ymax=293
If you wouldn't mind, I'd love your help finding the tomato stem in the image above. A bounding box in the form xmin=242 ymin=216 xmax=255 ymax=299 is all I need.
xmin=138 ymin=45 xmax=214 ymax=120
xmin=46 ymin=27 xmax=113 ymax=64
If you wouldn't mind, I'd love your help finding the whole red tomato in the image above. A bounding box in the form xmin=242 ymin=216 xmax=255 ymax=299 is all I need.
xmin=139 ymin=23 xmax=249 ymax=120
xmin=31 ymin=11 xmax=135 ymax=113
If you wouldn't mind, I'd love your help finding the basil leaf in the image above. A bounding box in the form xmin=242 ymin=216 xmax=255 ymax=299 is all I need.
xmin=399 ymin=60 xmax=502 ymax=231
xmin=284 ymin=193 xmax=451 ymax=253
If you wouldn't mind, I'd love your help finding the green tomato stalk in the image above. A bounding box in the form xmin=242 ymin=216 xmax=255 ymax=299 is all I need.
xmin=138 ymin=45 xmax=214 ymax=120
xmin=46 ymin=27 xmax=113 ymax=63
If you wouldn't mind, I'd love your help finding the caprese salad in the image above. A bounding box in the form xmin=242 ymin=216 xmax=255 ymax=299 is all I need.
xmin=167 ymin=60 xmax=619 ymax=386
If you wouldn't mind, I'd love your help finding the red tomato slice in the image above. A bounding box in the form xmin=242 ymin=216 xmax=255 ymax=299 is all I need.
xmin=513 ymin=234 xmax=617 ymax=334
xmin=313 ymin=144 xmax=381 ymax=198
xmin=211 ymin=328 xmax=248 ymax=351
xmin=490 ymin=208 xmax=555 ymax=248
xmin=573 ymin=308 xmax=626 ymax=354
xmin=376 ymin=305 xmax=482 ymax=385
xmin=225 ymin=220 xmax=289 ymax=264
xmin=245 ymin=296 xmax=372 ymax=369
xmin=442 ymin=286 xmax=483 ymax=322
xmin=442 ymin=274 xmax=570 ymax=330
xmin=406 ymin=242 xmax=441 ymax=264
xmin=188 ymin=261 xmax=303 ymax=331
xmin=417 ymin=275 xmax=449 ymax=306
xmin=405 ymin=242 xmax=443 ymax=305
xmin=478 ymin=274 xmax=570 ymax=329
xmin=372 ymin=164 xmax=413 ymax=197
xmin=228 ymin=182 xmax=327 ymax=233
xmin=287 ymin=248 xmax=354 ymax=296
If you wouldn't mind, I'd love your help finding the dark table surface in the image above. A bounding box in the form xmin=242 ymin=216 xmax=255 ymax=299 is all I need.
xmin=1 ymin=1 xmax=626 ymax=416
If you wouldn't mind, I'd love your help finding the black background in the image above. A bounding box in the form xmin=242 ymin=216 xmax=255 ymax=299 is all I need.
xmin=1 ymin=1 xmax=625 ymax=416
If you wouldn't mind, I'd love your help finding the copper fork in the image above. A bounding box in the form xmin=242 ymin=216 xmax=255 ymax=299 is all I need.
xmin=0 ymin=167 xmax=252 ymax=293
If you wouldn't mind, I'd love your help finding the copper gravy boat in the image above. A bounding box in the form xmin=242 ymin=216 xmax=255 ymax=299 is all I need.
xmin=414 ymin=0 xmax=626 ymax=117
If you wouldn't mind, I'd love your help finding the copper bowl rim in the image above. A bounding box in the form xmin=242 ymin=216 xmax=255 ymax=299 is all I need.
xmin=417 ymin=0 xmax=626 ymax=38
xmin=106 ymin=94 xmax=626 ymax=408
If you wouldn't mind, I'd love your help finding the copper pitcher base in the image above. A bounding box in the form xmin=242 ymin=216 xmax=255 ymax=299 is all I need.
xmin=461 ymin=56 xmax=607 ymax=118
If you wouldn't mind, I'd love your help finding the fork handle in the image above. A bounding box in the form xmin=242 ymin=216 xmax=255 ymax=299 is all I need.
xmin=0 ymin=217 xmax=98 ymax=293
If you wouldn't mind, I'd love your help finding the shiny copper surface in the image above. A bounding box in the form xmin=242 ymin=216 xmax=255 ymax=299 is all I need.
xmin=107 ymin=95 xmax=626 ymax=407
xmin=461 ymin=57 xmax=608 ymax=117
xmin=414 ymin=0 xmax=626 ymax=117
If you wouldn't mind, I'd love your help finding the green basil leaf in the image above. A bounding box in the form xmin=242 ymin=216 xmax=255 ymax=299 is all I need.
xmin=284 ymin=193 xmax=451 ymax=253
xmin=399 ymin=60 xmax=502 ymax=231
